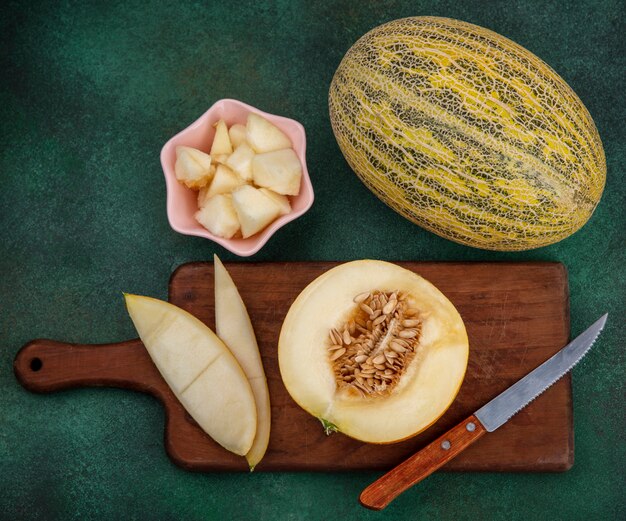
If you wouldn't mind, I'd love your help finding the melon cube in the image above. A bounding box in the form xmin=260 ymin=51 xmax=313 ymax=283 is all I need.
xmin=226 ymin=143 xmax=255 ymax=181
xmin=176 ymin=146 xmax=213 ymax=171
xmin=231 ymin=185 xmax=282 ymax=238
xmin=246 ymin=113 xmax=292 ymax=153
xmin=211 ymin=154 xmax=229 ymax=165
xmin=198 ymin=186 xmax=209 ymax=209
xmin=229 ymin=124 xmax=248 ymax=148
xmin=197 ymin=165 xmax=217 ymax=208
xmin=252 ymin=149 xmax=302 ymax=195
xmin=210 ymin=120 xmax=233 ymax=155
xmin=205 ymin=164 xmax=245 ymax=199
xmin=195 ymin=194 xmax=240 ymax=239
xmin=259 ymin=188 xmax=291 ymax=216
xmin=175 ymin=147 xmax=213 ymax=189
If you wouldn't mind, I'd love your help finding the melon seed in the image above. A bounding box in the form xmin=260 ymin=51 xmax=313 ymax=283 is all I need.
xmin=372 ymin=315 xmax=386 ymax=326
xmin=383 ymin=300 xmax=396 ymax=315
xmin=353 ymin=292 xmax=370 ymax=304
xmin=373 ymin=354 xmax=386 ymax=365
xmin=360 ymin=303 xmax=374 ymax=315
xmin=327 ymin=289 xmax=422 ymax=397
xmin=330 ymin=348 xmax=346 ymax=361
xmin=370 ymin=309 xmax=382 ymax=319
xmin=390 ymin=342 xmax=407 ymax=353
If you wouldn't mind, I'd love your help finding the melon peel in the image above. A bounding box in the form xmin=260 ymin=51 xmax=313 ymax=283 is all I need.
xmin=278 ymin=260 xmax=468 ymax=444
xmin=329 ymin=17 xmax=606 ymax=251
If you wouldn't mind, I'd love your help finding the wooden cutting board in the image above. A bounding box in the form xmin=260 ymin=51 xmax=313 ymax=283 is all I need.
xmin=14 ymin=262 xmax=572 ymax=472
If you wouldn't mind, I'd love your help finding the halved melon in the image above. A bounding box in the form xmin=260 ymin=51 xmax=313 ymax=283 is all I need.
xmin=278 ymin=260 xmax=468 ymax=444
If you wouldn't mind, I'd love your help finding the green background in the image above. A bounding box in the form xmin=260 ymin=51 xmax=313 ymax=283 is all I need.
xmin=1 ymin=0 xmax=624 ymax=519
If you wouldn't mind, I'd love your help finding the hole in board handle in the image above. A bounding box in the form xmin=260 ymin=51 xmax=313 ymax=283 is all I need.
xmin=30 ymin=357 xmax=43 ymax=372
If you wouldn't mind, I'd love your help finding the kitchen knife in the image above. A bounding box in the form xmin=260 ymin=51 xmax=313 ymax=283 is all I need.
xmin=360 ymin=313 xmax=608 ymax=510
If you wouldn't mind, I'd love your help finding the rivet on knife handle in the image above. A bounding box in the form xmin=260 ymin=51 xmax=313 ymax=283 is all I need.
xmin=359 ymin=415 xmax=487 ymax=510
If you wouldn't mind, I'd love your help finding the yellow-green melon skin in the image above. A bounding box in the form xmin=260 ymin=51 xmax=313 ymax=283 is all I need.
xmin=329 ymin=17 xmax=606 ymax=251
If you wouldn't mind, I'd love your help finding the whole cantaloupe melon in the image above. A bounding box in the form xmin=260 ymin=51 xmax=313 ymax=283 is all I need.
xmin=329 ymin=17 xmax=606 ymax=250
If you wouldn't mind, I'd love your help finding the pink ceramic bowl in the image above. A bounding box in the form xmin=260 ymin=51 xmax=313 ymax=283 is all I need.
xmin=160 ymin=99 xmax=314 ymax=256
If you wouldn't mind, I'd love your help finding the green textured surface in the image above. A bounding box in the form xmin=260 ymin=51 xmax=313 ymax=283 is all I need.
xmin=1 ymin=0 xmax=624 ymax=519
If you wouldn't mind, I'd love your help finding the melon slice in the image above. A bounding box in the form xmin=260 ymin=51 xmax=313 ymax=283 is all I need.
xmin=246 ymin=113 xmax=292 ymax=153
xmin=229 ymin=124 xmax=248 ymax=148
xmin=252 ymin=149 xmax=302 ymax=195
xmin=214 ymin=255 xmax=271 ymax=470
xmin=231 ymin=185 xmax=281 ymax=238
xmin=225 ymin=143 xmax=255 ymax=182
xmin=175 ymin=147 xmax=213 ymax=189
xmin=195 ymin=193 xmax=240 ymax=239
xmin=124 ymin=294 xmax=256 ymax=455
xmin=210 ymin=119 xmax=233 ymax=155
xmin=278 ymin=260 xmax=468 ymax=444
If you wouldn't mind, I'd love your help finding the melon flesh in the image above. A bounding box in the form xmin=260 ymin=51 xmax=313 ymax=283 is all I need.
xmin=175 ymin=148 xmax=213 ymax=189
xmin=195 ymin=194 xmax=240 ymax=239
xmin=252 ymin=149 xmax=302 ymax=195
xmin=229 ymin=124 xmax=248 ymax=148
xmin=211 ymin=154 xmax=229 ymax=165
xmin=124 ymin=294 xmax=256 ymax=455
xmin=210 ymin=119 xmax=233 ymax=155
xmin=197 ymin=165 xmax=218 ymax=207
xmin=205 ymin=164 xmax=245 ymax=199
xmin=246 ymin=113 xmax=292 ymax=153
xmin=231 ymin=185 xmax=281 ymax=238
xmin=259 ymin=188 xmax=291 ymax=215
xmin=226 ymin=143 xmax=255 ymax=182
xmin=214 ymin=255 xmax=271 ymax=470
xmin=278 ymin=260 xmax=468 ymax=444
xmin=177 ymin=146 xmax=213 ymax=171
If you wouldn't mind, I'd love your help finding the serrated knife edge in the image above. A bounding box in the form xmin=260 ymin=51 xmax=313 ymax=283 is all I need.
xmin=360 ymin=314 xmax=608 ymax=511
xmin=475 ymin=313 xmax=608 ymax=432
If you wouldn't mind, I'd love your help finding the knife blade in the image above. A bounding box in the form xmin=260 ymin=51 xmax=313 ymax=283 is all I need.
xmin=360 ymin=313 xmax=608 ymax=510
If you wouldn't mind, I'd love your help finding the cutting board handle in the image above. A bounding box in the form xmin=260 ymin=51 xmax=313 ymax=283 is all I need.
xmin=14 ymin=338 xmax=165 ymax=399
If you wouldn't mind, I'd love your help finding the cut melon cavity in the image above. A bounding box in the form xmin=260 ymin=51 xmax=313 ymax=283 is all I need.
xmin=278 ymin=260 xmax=468 ymax=444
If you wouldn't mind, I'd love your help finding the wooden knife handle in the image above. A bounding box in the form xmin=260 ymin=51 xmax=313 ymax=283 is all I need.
xmin=13 ymin=338 xmax=165 ymax=399
xmin=360 ymin=414 xmax=487 ymax=510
